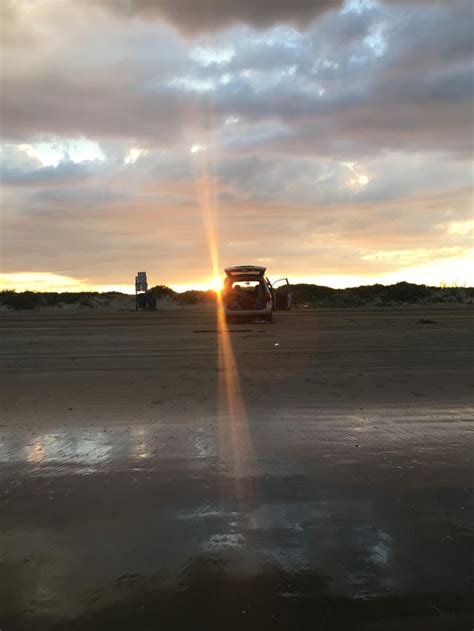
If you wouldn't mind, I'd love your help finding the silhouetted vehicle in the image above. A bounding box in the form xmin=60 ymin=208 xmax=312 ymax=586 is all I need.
xmin=222 ymin=265 xmax=292 ymax=322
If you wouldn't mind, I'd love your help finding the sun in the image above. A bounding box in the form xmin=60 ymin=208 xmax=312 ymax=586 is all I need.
xmin=211 ymin=275 xmax=223 ymax=296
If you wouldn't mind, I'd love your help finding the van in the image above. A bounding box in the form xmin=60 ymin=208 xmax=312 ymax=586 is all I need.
xmin=222 ymin=265 xmax=292 ymax=322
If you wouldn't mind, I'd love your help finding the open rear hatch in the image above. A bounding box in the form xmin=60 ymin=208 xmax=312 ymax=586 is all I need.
xmin=225 ymin=266 xmax=266 ymax=279
xmin=224 ymin=267 xmax=268 ymax=311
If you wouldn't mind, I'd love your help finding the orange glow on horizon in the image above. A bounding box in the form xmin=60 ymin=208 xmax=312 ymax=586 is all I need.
xmin=1 ymin=247 xmax=472 ymax=295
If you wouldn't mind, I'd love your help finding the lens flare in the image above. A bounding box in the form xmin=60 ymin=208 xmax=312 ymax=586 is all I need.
xmin=189 ymin=133 xmax=254 ymax=483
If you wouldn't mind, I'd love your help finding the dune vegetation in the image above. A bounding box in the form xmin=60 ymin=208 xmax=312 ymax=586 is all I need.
xmin=1 ymin=282 xmax=472 ymax=311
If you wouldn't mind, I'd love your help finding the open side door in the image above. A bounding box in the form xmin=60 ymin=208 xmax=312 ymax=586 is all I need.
xmin=270 ymin=278 xmax=292 ymax=311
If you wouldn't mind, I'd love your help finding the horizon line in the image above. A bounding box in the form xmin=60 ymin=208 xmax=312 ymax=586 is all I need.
xmin=1 ymin=279 xmax=472 ymax=296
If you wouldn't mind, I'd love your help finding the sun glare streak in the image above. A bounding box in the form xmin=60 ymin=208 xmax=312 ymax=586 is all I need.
xmin=189 ymin=126 xmax=255 ymax=484
xmin=215 ymin=302 xmax=256 ymax=482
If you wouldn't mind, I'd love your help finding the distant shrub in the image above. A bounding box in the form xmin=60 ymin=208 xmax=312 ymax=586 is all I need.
xmin=350 ymin=284 xmax=386 ymax=301
xmin=292 ymin=284 xmax=337 ymax=304
xmin=42 ymin=292 xmax=61 ymax=306
xmin=381 ymin=282 xmax=431 ymax=303
xmin=151 ymin=285 xmax=176 ymax=301
xmin=41 ymin=292 xmax=100 ymax=306
xmin=177 ymin=290 xmax=217 ymax=305
xmin=291 ymin=281 xmax=474 ymax=307
xmin=336 ymin=292 xmax=365 ymax=306
xmin=0 ymin=290 xmax=38 ymax=310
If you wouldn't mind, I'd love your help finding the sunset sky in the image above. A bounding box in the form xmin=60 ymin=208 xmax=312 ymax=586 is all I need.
xmin=1 ymin=0 xmax=472 ymax=292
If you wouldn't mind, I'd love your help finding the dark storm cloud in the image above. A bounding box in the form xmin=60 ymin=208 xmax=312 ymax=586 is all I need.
xmin=93 ymin=0 xmax=343 ymax=33
xmin=92 ymin=0 xmax=467 ymax=33
xmin=214 ymin=2 xmax=473 ymax=158
xmin=0 ymin=73 xmax=188 ymax=144
xmin=2 ymin=0 xmax=471 ymax=159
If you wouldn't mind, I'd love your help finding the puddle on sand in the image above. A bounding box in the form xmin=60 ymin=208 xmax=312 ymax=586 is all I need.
xmin=1 ymin=405 xmax=472 ymax=477
xmin=0 ymin=424 xmax=218 ymax=474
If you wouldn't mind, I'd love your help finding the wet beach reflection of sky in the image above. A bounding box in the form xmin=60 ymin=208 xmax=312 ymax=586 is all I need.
xmin=0 ymin=407 xmax=472 ymax=626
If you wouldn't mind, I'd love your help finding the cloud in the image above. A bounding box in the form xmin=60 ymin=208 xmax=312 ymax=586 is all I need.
xmin=1 ymin=163 xmax=90 ymax=188
xmin=2 ymin=138 xmax=472 ymax=285
xmin=91 ymin=1 xmax=469 ymax=35
xmin=1 ymin=1 xmax=471 ymax=160
xmin=0 ymin=143 xmax=107 ymax=187
xmin=92 ymin=0 xmax=344 ymax=33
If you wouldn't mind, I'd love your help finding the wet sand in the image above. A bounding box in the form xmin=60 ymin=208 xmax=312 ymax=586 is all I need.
xmin=0 ymin=307 xmax=473 ymax=629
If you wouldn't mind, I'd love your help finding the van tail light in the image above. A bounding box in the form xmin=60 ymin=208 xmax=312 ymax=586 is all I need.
xmin=266 ymin=293 xmax=272 ymax=303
